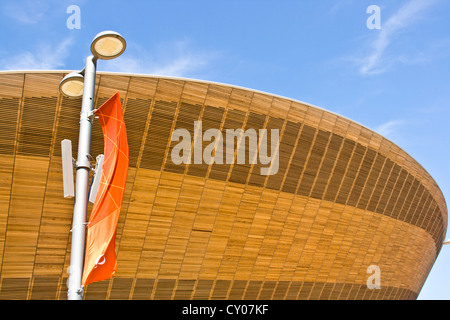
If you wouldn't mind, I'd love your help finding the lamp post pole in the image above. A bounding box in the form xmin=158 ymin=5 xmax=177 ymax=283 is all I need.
xmin=60 ymin=30 xmax=126 ymax=300
xmin=67 ymin=55 xmax=97 ymax=300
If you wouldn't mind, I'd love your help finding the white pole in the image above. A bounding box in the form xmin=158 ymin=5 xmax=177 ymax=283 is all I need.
xmin=67 ymin=55 xmax=97 ymax=300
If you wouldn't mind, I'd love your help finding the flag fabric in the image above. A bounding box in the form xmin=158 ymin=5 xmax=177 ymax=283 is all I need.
xmin=82 ymin=92 xmax=129 ymax=287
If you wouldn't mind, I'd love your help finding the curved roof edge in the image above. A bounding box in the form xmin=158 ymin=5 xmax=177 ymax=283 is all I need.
xmin=0 ymin=69 xmax=384 ymax=133
xmin=1 ymin=69 xmax=447 ymax=229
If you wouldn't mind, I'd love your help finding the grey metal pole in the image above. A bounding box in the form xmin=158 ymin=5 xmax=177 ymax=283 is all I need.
xmin=67 ymin=55 xmax=97 ymax=300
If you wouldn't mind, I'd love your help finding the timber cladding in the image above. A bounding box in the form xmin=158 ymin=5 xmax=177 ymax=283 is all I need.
xmin=0 ymin=71 xmax=447 ymax=300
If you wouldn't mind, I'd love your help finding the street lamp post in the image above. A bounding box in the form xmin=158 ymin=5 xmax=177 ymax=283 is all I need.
xmin=66 ymin=55 xmax=96 ymax=300
xmin=60 ymin=31 xmax=126 ymax=300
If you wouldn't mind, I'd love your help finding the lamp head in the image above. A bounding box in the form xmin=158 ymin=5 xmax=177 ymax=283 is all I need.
xmin=90 ymin=30 xmax=126 ymax=60
xmin=59 ymin=72 xmax=84 ymax=98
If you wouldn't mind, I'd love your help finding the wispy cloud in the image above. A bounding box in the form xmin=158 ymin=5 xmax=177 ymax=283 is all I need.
xmin=328 ymin=0 xmax=356 ymax=16
xmin=1 ymin=36 xmax=74 ymax=70
xmin=358 ymin=0 xmax=438 ymax=75
xmin=2 ymin=0 xmax=49 ymax=24
xmin=99 ymin=39 xmax=221 ymax=78
xmin=374 ymin=119 xmax=405 ymax=138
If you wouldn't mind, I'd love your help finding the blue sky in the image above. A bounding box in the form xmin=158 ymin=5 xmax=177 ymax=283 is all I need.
xmin=0 ymin=0 xmax=449 ymax=299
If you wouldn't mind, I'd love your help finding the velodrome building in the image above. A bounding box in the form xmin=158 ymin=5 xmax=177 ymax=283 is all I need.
xmin=0 ymin=71 xmax=447 ymax=300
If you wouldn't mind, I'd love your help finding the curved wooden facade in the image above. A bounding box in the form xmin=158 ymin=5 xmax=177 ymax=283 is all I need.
xmin=0 ymin=71 xmax=446 ymax=300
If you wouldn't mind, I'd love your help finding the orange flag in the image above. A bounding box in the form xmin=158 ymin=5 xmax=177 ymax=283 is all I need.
xmin=82 ymin=92 xmax=129 ymax=287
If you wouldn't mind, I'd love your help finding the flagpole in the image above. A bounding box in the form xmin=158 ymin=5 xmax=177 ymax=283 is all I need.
xmin=67 ymin=55 xmax=97 ymax=300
